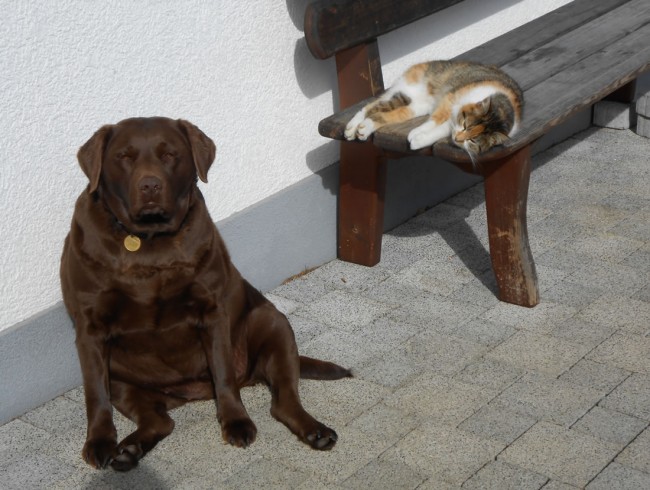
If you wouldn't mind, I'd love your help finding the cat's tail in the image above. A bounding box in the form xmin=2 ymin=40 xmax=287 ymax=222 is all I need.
xmin=299 ymin=356 xmax=352 ymax=380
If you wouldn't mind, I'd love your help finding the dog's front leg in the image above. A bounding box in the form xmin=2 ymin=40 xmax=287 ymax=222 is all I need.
xmin=198 ymin=310 xmax=257 ymax=448
xmin=75 ymin=324 xmax=117 ymax=468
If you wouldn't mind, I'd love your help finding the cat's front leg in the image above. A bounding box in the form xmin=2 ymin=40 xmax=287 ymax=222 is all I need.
xmin=408 ymin=120 xmax=451 ymax=150
xmin=344 ymin=110 xmax=366 ymax=140
xmin=344 ymin=111 xmax=377 ymax=141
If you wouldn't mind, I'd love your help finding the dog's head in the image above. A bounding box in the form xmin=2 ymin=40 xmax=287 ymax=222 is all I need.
xmin=77 ymin=117 xmax=216 ymax=235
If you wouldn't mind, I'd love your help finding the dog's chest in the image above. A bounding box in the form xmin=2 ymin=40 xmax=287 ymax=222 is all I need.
xmin=98 ymin=280 xmax=206 ymax=335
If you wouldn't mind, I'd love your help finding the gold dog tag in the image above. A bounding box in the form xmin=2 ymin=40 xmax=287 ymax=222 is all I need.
xmin=124 ymin=235 xmax=141 ymax=252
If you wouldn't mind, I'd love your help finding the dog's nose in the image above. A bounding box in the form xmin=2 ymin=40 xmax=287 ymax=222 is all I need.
xmin=139 ymin=176 xmax=162 ymax=199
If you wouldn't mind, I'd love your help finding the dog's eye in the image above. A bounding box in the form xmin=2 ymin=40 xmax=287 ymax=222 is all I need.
xmin=161 ymin=152 xmax=176 ymax=161
xmin=117 ymin=153 xmax=133 ymax=163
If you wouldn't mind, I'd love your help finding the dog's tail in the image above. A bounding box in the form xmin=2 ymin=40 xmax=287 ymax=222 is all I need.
xmin=299 ymin=356 xmax=352 ymax=380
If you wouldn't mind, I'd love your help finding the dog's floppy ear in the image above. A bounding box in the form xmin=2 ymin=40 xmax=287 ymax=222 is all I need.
xmin=178 ymin=119 xmax=216 ymax=183
xmin=77 ymin=125 xmax=113 ymax=193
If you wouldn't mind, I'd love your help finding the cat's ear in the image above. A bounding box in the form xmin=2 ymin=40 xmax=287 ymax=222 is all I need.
xmin=478 ymin=97 xmax=491 ymax=115
xmin=489 ymin=132 xmax=510 ymax=147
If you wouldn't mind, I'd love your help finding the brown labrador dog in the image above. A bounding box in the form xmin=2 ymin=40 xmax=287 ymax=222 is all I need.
xmin=60 ymin=117 xmax=351 ymax=471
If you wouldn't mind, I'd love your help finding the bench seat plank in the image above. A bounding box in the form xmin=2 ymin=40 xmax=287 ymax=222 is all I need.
xmin=460 ymin=0 xmax=630 ymax=67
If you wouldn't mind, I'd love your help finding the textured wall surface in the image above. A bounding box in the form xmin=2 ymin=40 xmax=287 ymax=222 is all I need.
xmin=0 ymin=0 xmax=572 ymax=332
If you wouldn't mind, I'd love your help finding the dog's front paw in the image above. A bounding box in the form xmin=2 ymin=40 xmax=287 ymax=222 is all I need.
xmin=222 ymin=418 xmax=257 ymax=448
xmin=304 ymin=422 xmax=338 ymax=451
xmin=82 ymin=437 xmax=118 ymax=469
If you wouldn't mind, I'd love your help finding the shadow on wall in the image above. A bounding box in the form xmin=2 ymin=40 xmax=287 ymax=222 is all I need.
xmin=287 ymin=0 xmax=522 ymax=101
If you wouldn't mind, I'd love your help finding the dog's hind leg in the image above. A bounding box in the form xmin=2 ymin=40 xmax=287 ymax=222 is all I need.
xmin=108 ymin=380 xmax=184 ymax=471
xmin=249 ymin=307 xmax=340 ymax=450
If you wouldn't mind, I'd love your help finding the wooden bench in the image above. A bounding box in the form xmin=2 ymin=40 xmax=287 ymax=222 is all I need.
xmin=304 ymin=0 xmax=650 ymax=307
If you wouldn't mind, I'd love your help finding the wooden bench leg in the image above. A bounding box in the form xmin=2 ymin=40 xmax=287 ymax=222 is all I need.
xmin=483 ymin=145 xmax=539 ymax=307
xmin=338 ymin=141 xmax=387 ymax=266
xmin=334 ymin=41 xmax=386 ymax=266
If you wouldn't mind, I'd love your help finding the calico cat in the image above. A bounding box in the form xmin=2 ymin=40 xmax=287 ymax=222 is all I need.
xmin=344 ymin=60 xmax=523 ymax=163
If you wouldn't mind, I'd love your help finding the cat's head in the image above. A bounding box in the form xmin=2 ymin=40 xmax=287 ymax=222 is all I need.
xmin=452 ymin=95 xmax=513 ymax=163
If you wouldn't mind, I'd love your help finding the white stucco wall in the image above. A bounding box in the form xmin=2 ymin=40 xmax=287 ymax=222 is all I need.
xmin=0 ymin=0 xmax=573 ymax=332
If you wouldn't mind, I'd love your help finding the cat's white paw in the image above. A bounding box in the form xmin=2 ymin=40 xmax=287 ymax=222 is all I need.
xmin=356 ymin=118 xmax=375 ymax=141
xmin=344 ymin=111 xmax=366 ymax=140
xmin=408 ymin=121 xmax=451 ymax=150
xmin=408 ymin=123 xmax=436 ymax=150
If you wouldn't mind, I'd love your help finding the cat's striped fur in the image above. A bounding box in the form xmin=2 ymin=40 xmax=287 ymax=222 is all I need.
xmin=345 ymin=60 xmax=523 ymax=163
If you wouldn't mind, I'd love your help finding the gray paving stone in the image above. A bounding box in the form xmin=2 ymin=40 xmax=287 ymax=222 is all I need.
xmin=270 ymin=273 xmax=330 ymax=305
xmin=499 ymin=421 xmax=620 ymax=488
xmin=572 ymin=406 xmax=647 ymax=446
xmin=264 ymin=292 xmax=300 ymax=316
xmin=0 ymin=452 xmax=77 ymax=490
xmin=541 ymin=481 xmax=581 ymax=490
xmin=558 ymin=359 xmax=630 ymax=393
xmin=452 ymin=277 xmax=501 ymax=309
xmin=222 ymin=458 xmax=309 ymax=489
xmin=620 ymin=247 xmax=650 ymax=270
xmin=482 ymin=301 xmax=577 ymax=335
xmin=399 ymin=330 xmax=489 ymax=376
xmin=296 ymin=290 xmax=394 ymax=331
xmin=301 ymin=328 xmax=388 ymax=369
xmin=631 ymin=284 xmax=650 ymax=303
xmin=390 ymin=292 xmax=488 ymax=330
xmin=454 ymin=357 xmax=524 ymax=391
xmin=600 ymin=374 xmax=650 ymax=421
xmin=458 ymin=404 xmax=537 ymax=445
xmin=588 ymin=333 xmax=650 ymax=374
xmin=536 ymin=244 xmax=602 ymax=275
xmin=341 ymin=457 xmax=428 ymax=490
xmin=385 ymin=372 xmax=498 ymax=426
xmin=304 ymin=259 xmax=392 ymax=294
xmin=265 ymin=425 xmax=390 ymax=484
xmin=490 ymin=373 xmax=604 ymax=427
xmin=393 ymin=255 xmax=478 ymax=297
xmin=609 ymin=210 xmax=650 ymax=241
xmin=446 ymin=318 xmax=517 ymax=349
xmin=578 ymin=296 xmax=650 ymax=335
xmin=392 ymin=425 xmax=505 ymax=485
xmin=462 ymin=460 xmax=548 ymax=490
xmin=297 ymin=377 xmax=390 ymax=427
xmin=0 ymin=418 xmax=52 ymax=462
xmin=550 ymin=318 xmax=618 ymax=350
xmin=564 ymin=262 xmax=647 ymax=297
xmin=286 ymin=313 xmax=334 ymax=347
xmin=616 ymin=426 xmax=650 ymax=474
xmin=542 ymin=278 xmax=605 ymax=309
xmin=355 ymin=347 xmax=423 ymax=388
xmin=347 ymin=403 xmax=419 ymax=448
xmin=586 ymin=462 xmax=650 ymax=490
xmin=486 ymin=331 xmax=592 ymax=378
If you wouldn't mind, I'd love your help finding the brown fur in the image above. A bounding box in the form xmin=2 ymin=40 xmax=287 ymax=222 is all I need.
xmin=61 ymin=117 xmax=351 ymax=471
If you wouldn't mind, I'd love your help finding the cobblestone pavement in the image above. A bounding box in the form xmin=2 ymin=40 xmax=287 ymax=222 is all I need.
xmin=1 ymin=127 xmax=649 ymax=489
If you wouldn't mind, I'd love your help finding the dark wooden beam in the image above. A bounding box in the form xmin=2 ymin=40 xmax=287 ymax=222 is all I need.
xmin=305 ymin=0 xmax=463 ymax=59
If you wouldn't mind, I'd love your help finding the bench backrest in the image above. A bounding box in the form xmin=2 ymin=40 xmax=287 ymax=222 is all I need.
xmin=305 ymin=0 xmax=465 ymax=59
